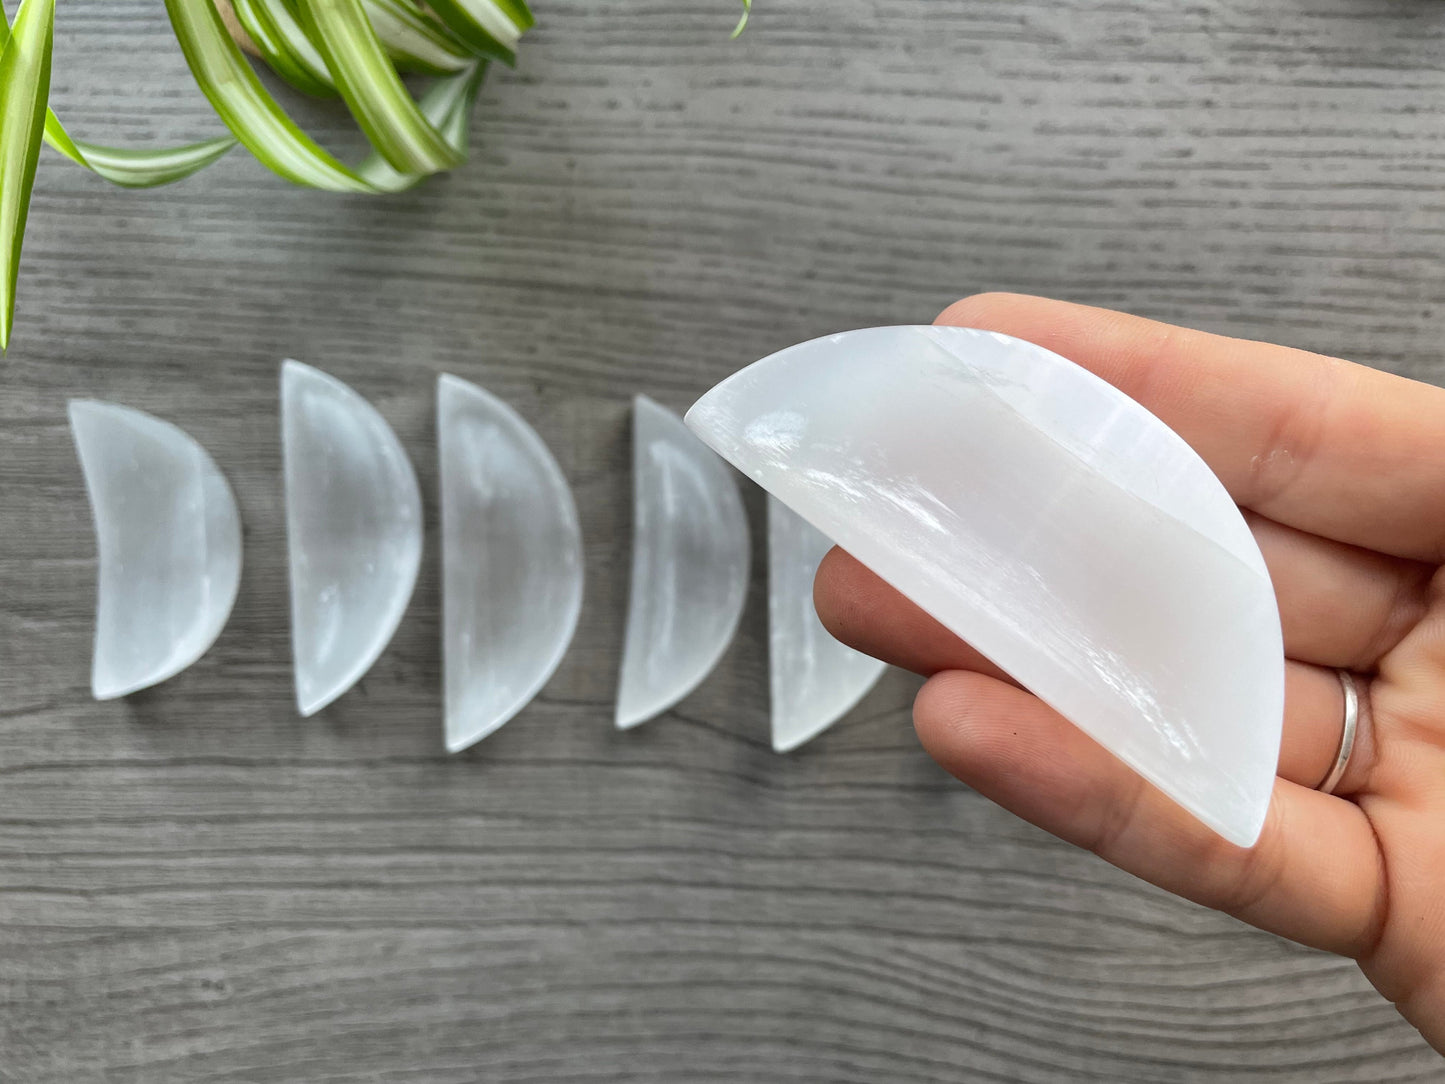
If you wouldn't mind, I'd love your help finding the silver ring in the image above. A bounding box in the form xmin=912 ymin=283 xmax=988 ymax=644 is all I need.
xmin=1319 ymin=670 xmax=1359 ymax=795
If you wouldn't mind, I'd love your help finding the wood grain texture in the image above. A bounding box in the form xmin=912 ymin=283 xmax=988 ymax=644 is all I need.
xmin=2 ymin=0 xmax=1442 ymax=1079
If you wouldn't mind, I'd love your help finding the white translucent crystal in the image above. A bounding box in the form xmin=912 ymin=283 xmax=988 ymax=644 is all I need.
xmin=438 ymin=375 xmax=583 ymax=752
xmin=616 ymin=395 xmax=750 ymax=730
xmin=69 ymin=400 xmax=242 ymax=699
xmin=686 ymin=326 xmax=1284 ymax=847
xmin=281 ymin=360 xmax=422 ymax=716
xmin=768 ymin=497 xmax=887 ymax=753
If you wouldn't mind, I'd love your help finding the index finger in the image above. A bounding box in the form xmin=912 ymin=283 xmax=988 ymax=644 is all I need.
xmin=939 ymin=294 xmax=1445 ymax=562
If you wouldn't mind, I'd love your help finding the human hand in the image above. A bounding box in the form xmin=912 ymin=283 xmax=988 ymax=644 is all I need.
xmin=813 ymin=293 xmax=1445 ymax=1051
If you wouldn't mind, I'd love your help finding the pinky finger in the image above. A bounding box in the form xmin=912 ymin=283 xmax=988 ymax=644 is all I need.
xmin=915 ymin=670 xmax=1387 ymax=958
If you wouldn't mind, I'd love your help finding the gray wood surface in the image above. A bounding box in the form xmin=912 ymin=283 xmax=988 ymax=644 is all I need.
xmin=2 ymin=0 xmax=1442 ymax=1079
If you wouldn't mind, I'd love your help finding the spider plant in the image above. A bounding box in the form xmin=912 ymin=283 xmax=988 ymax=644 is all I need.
xmin=0 ymin=0 xmax=751 ymax=352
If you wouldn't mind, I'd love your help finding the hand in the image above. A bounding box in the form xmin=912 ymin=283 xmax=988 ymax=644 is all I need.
xmin=814 ymin=293 xmax=1445 ymax=1052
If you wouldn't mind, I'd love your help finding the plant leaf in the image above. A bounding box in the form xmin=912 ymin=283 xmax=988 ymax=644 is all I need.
xmin=170 ymin=0 xmax=487 ymax=193
xmin=362 ymin=0 xmax=472 ymax=75
xmin=422 ymin=0 xmax=519 ymax=65
xmin=357 ymin=62 xmax=486 ymax=192
xmin=0 ymin=5 xmax=239 ymax=189
xmin=293 ymin=0 xmax=463 ymax=174
xmin=43 ymin=128 xmax=238 ymax=188
xmin=0 ymin=0 xmax=53 ymax=352
xmin=231 ymin=0 xmax=337 ymax=96
xmin=732 ymin=0 xmax=751 ymax=38
xmin=165 ymin=0 xmax=378 ymax=191
xmin=489 ymin=0 xmax=533 ymax=33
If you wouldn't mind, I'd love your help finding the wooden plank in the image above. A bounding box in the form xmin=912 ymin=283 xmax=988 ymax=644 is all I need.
xmin=0 ymin=0 xmax=1438 ymax=1078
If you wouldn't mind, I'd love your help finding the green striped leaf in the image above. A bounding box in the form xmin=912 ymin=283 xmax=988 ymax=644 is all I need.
xmin=293 ymin=0 xmax=463 ymax=174
xmin=41 ymin=125 xmax=237 ymax=188
xmin=0 ymin=0 xmax=53 ymax=352
xmin=422 ymin=0 xmax=519 ymax=65
xmin=0 ymin=5 xmax=237 ymax=188
xmin=232 ymin=0 xmax=337 ymax=96
xmin=357 ymin=62 xmax=486 ymax=192
xmin=732 ymin=0 xmax=751 ymax=38
xmin=489 ymin=0 xmax=533 ymax=33
xmin=168 ymin=0 xmax=488 ymax=193
xmin=234 ymin=0 xmax=471 ymax=87
xmin=165 ymin=0 xmax=377 ymax=191
xmin=363 ymin=0 xmax=472 ymax=76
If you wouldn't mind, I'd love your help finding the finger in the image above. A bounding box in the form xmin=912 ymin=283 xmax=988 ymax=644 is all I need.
xmin=1245 ymin=513 xmax=1433 ymax=670
xmin=1283 ymin=664 xmax=1378 ymax=797
xmin=936 ymin=293 xmax=1445 ymax=563
xmin=914 ymin=670 xmax=1387 ymax=957
xmin=816 ymin=548 xmax=1380 ymax=791
xmin=814 ymin=547 xmax=1013 ymax=681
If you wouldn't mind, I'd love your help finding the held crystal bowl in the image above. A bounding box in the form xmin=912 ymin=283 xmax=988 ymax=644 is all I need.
xmin=685 ymin=325 xmax=1284 ymax=847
